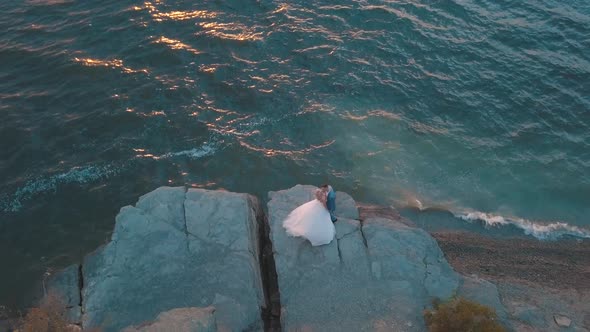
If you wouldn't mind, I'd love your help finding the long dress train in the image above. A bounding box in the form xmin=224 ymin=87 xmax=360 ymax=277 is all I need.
xmin=282 ymin=198 xmax=335 ymax=246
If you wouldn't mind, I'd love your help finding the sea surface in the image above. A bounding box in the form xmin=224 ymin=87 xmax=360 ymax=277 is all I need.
xmin=1 ymin=0 xmax=589 ymax=307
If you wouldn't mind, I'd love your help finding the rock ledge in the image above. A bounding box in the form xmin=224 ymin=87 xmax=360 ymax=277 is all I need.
xmin=48 ymin=185 xmax=588 ymax=332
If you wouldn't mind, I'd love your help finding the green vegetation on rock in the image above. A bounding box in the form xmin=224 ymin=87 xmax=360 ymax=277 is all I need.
xmin=424 ymin=297 xmax=506 ymax=332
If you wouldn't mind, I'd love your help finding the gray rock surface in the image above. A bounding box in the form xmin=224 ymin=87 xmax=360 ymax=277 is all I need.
xmin=497 ymin=283 xmax=590 ymax=332
xmin=47 ymin=264 xmax=82 ymax=324
xmin=457 ymin=275 xmax=510 ymax=326
xmin=51 ymin=187 xmax=265 ymax=332
xmin=122 ymin=307 xmax=216 ymax=332
xmin=268 ymin=185 xmax=460 ymax=331
xmin=45 ymin=184 xmax=587 ymax=332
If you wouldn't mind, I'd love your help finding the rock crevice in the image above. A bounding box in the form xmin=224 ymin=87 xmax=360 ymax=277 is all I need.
xmin=336 ymin=238 xmax=343 ymax=263
xmin=256 ymin=204 xmax=282 ymax=331
xmin=359 ymin=220 xmax=368 ymax=248
xmin=180 ymin=188 xmax=190 ymax=254
xmin=77 ymin=263 xmax=83 ymax=319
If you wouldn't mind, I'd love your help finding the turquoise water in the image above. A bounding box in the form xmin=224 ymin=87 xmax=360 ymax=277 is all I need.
xmin=1 ymin=0 xmax=589 ymax=307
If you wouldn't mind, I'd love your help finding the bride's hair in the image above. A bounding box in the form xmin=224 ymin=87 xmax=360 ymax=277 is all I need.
xmin=320 ymin=184 xmax=329 ymax=189
xmin=315 ymin=187 xmax=328 ymax=205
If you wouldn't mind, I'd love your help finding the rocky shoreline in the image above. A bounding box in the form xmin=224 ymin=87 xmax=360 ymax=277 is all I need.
xmin=40 ymin=186 xmax=588 ymax=331
xmin=433 ymin=231 xmax=590 ymax=291
xmin=358 ymin=203 xmax=590 ymax=331
xmin=433 ymin=231 xmax=590 ymax=331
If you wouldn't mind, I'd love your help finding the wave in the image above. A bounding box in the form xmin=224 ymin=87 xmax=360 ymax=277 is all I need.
xmin=153 ymin=143 xmax=218 ymax=160
xmin=0 ymin=164 xmax=121 ymax=213
xmin=456 ymin=211 xmax=590 ymax=240
xmin=133 ymin=141 xmax=219 ymax=160
xmin=2 ymin=142 xmax=219 ymax=213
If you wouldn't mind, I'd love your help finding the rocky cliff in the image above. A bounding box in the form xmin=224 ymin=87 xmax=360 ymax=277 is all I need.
xmin=50 ymin=187 xmax=265 ymax=331
xmin=47 ymin=186 xmax=588 ymax=332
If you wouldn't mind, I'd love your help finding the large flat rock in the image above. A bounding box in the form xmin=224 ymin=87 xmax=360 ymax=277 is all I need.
xmin=267 ymin=185 xmax=460 ymax=331
xmin=52 ymin=187 xmax=265 ymax=332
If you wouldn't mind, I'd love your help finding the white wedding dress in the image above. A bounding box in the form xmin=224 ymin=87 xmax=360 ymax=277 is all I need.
xmin=283 ymin=198 xmax=335 ymax=246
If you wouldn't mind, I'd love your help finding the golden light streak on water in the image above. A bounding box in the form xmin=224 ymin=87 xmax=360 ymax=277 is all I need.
xmin=238 ymin=139 xmax=336 ymax=158
xmin=154 ymin=36 xmax=202 ymax=55
xmin=152 ymin=9 xmax=216 ymax=21
xmin=270 ymin=4 xmax=288 ymax=14
xmin=199 ymin=65 xmax=217 ymax=74
xmin=198 ymin=22 xmax=264 ymax=41
xmin=73 ymin=57 xmax=148 ymax=74
xmin=135 ymin=1 xmax=216 ymax=22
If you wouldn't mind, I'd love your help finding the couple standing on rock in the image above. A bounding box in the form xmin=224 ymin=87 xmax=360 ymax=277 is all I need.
xmin=282 ymin=184 xmax=338 ymax=246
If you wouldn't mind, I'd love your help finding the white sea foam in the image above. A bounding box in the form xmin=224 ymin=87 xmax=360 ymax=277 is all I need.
xmin=135 ymin=142 xmax=219 ymax=160
xmin=154 ymin=142 xmax=217 ymax=160
xmin=456 ymin=211 xmax=590 ymax=240
xmin=1 ymin=164 xmax=121 ymax=213
xmin=2 ymin=142 xmax=220 ymax=213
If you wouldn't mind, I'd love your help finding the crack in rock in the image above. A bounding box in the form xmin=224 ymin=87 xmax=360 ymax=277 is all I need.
xmin=256 ymin=204 xmax=282 ymax=331
xmin=359 ymin=220 xmax=368 ymax=248
xmin=336 ymin=227 xmax=358 ymax=240
xmin=182 ymin=188 xmax=190 ymax=254
xmin=77 ymin=263 xmax=84 ymax=326
xmin=336 ymin=238 xmax=343 ymax=264
xmin=422 ymin=255 xmax=430 ymax=295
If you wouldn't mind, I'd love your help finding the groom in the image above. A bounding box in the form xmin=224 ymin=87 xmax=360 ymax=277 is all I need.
xmin=321 ymin=184 xmax=337 ymax=223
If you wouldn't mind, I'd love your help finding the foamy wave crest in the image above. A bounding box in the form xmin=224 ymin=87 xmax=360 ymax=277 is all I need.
xmin=1 ymin=164 xmax=121 ymax=213
xmin=156 ymin=142 xmax=217 ymax=160
xmin=457 ymin=211 xmax=590 ymax=240
xmin=135 ymin=142 xmax=218 ymax=160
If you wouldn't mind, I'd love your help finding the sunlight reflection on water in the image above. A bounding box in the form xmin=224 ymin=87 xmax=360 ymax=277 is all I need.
xmin=73 ymin=57 xmax=148 ymax=74
xmin=154 ymin=36 xmax=202 ymax=55
xmin=135 ymin=1 xmax=217 ymax=21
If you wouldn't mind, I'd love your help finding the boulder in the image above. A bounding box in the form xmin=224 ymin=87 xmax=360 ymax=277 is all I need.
xmin=554 ymin=315 xmax=572 ymax=328
xmin=51 ymin=187 xmax=265 ymax=332
xmin=122 ymin=307 xmax=216 ymax=332
xmin=267 ymin=185 xmax=460 ymax=331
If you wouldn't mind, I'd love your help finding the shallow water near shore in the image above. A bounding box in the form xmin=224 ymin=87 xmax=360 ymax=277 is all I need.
xmin=1 ymin=0 xmax=589 ymax=308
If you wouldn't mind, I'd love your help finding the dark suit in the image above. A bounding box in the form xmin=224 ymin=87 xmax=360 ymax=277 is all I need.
xmin=327 ymin=187 xmax=336 ymax=222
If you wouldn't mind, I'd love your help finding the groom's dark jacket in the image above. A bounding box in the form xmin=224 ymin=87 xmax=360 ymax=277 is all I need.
xmin=327 ymin=189 xmax=336 ymax=213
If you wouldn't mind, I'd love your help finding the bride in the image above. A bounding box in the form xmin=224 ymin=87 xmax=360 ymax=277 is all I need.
xmin=282 ymin=186 xmax=335 ymax=246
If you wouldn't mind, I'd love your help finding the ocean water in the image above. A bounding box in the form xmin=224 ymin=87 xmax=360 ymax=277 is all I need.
xmin=1 ymin=0 xmax=589 ymax=307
